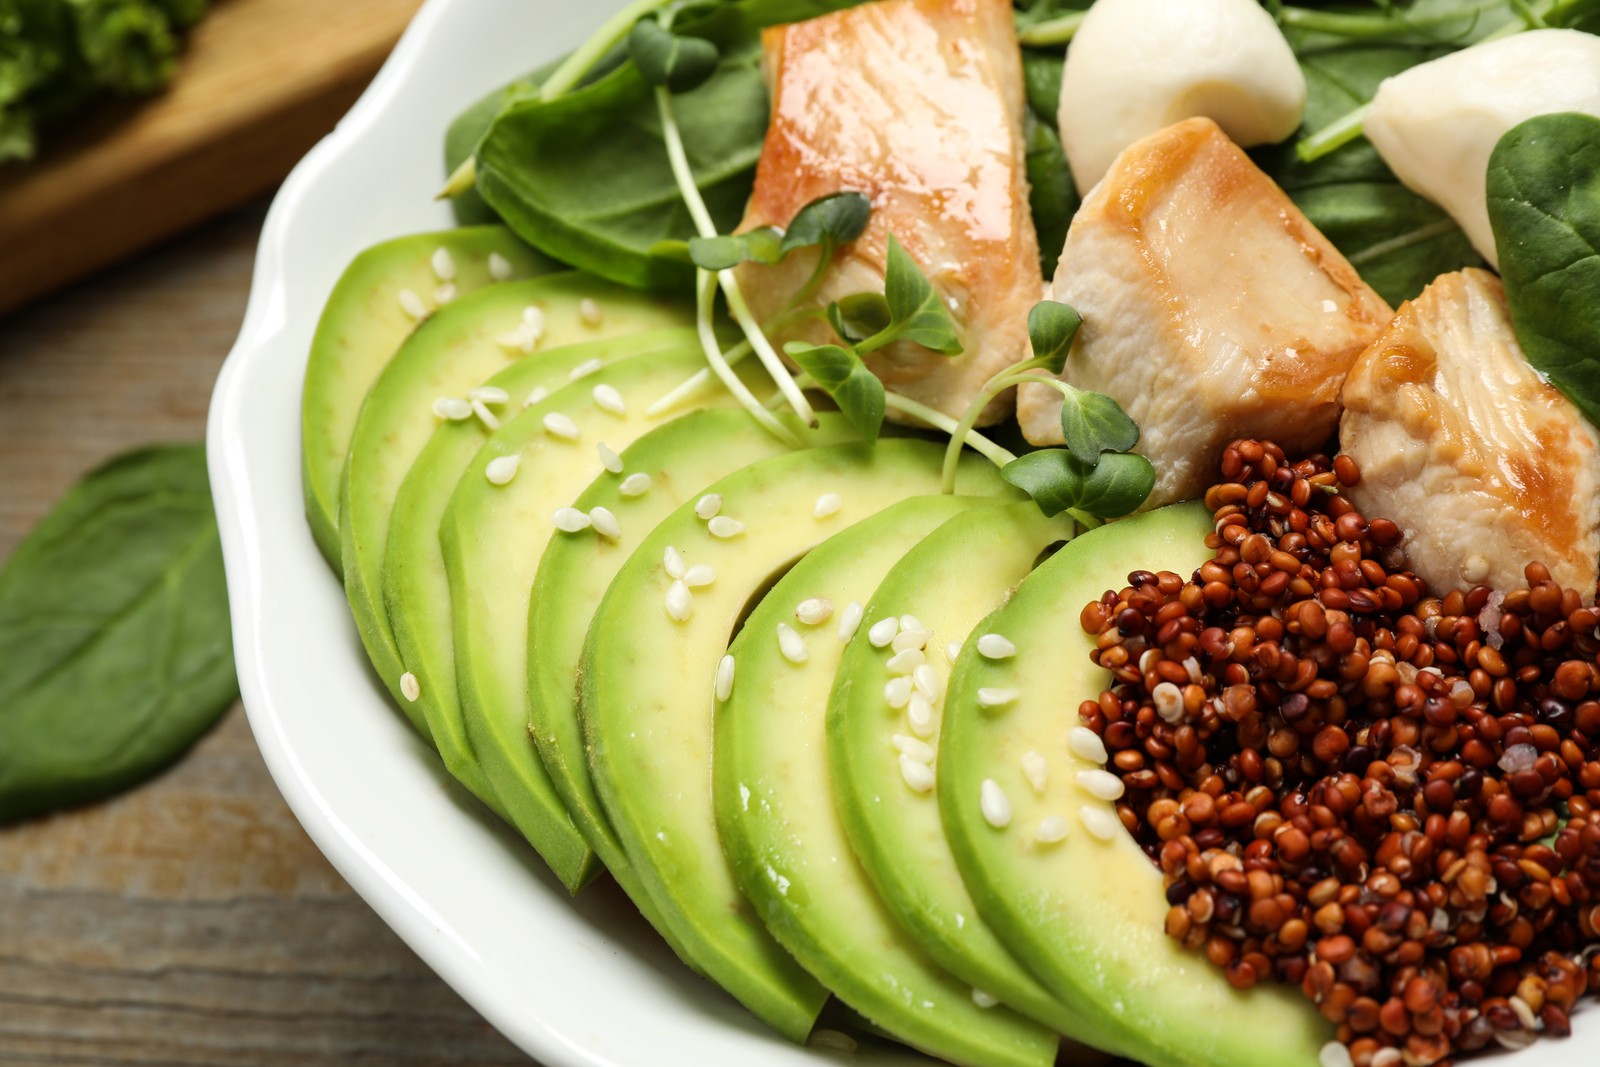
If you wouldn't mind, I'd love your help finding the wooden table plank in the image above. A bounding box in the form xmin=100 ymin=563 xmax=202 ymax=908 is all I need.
xmin=0 ymin=204 xmax=533 ymax=1067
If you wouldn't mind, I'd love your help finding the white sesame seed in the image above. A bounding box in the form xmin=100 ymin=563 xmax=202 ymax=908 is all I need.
xmin=891 ymin=627 xmax=931 ymax=653
xmin=1151 ymin=681 xmax=1184 ymax=724
xmin=976 ymin=633 xmax=1017 ymax=659
xmin=552 ymin=507 xmax=591 ymax=533
xmin=867 ymin=617 xmax=899 ymax=647
xmin=434 ymin=283 xmax=458 ymax=305
xmin=432 ymin=396 xmax=472 ymax=421
xmin=1021 ymin=750 xmax=1048 ymax=795
xmin=1077 ymin=769 xmax=1125 ymax=801
xmin=663 ymin=546 xmax=687 ymax=580
xmin=899 ymin=755 xmax=935 ymax=793
xmin=487 ymin=252 xmax=513 ymax=281
xmin=810 ymin=1030 xmax=858 ymax=1054
xmin=1080 ymin=805 xmax=1121 ymax=841
xmin=523 ymin=305 xmax=545 ymax=330
xmin=596 ymin=441 xmax=624 ymax=473
xmin=592 ymin=383 xmax=626 ymax=415
xmin=1068 ymin=726 xmax=1109 ymax=764
xmin=898 ymin=614 xmax=924 ymax=633
xmin=683 ymin=563 xmax=715 ymax=587
xmin=912 ymin=664 xmax=942 ymax=702
xmin=589 ymin=506 xmax=621 ymax=541
xmin=523 ymin=386 xmax=549 ymax=408
xmin=1036 ymin=815 xmax=1070 ymax=844
xmin=1509 ymin=995 xmax=1539 ymax=1031
xmin=795 ymin=597 xmax=833 ymax=625
xmin=1183 ymin=657 xmax=1203 ymax=684
xmin=470 ymin=398 xmax=501 ymax=430
xmin=813 ymin=492 xmax=842 ymax=519
xmin=694 ymin=493 xmax=722 ymax=519
xmin=431 ymin=247 xmax=457 ymax=281
xmin=619 ymin=473 xmax=652 ymax=497
xmin=398 ymin=288 xmax=428 ymax=319
xmin=399 ymin=672 xmax=420 ymax=702
xmin=971 ymin=988 xmax=999 ymax=1008
xmin=578 ymin=297 xmax=604 ymax=326
xmin=543 ymin=412 xmax=580 ymax=440
xmin=469 ymin=385 xmax=509 ymax=405
xmin=980 ymin=779 xmax=1011 ymax=828
xmin=776 ymin=622 xmax=808 ymax=664
xmin=884 ymin=676 xmax=912 ymax=709
xmin=708 ymin=516 xmax=745 ymax=538
xmin=976 ymin=687 xmax=1019 ymax=709
xmin=485 ymin=454 xmax=520 ymax=485
xmin=886 ymin=648 xmax=925 ymax=674
xmin=837 ymin=601 xmax=864 ymax=642
xmin=665 ymin=580 xmax=693 ymax=622
xmin=1318 ymin=1042 xmax=1354 ymax=1067
xmin=569 ymin=358 xmax=604 ymax=381
xmin=907 ymin=694 xmax=936 ymax=738
xmin=715 ymin=654 xmax=735 ymax=701
xmin=891 ymin=733 xmax=935 ymax=763
xmin=944 ymin=640 xmax=963 ymax=663
xmin=495 ymin=324 xmax=537 ymax=353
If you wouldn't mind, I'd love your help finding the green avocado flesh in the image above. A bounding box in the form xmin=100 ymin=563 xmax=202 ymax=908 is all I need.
xmin=715 ymin=496 xmax=1060 ymax=1067
xmin=339 ymin=274 xmax=689 ymax=744
xmin=581 ymin=440 xmax=1014 ymax=1041
xmin=527 ymin=409 xmax=857 ymax=906
xmin=827 ymin=501 xmax=1120 ymax=1056
xmin=939 ymin=503 xmax=1332 ymax=1067
xmin=441 ymin=346 xmax=755 ymax=893
xmin=303 ymin=226 xmax=549 ymax=571
xmin=384 ymin=329 xmax=698 ymax=819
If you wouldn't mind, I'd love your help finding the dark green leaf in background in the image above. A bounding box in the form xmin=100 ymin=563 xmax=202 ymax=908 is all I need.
xmin=785 ymin=341 xmax=885 ymax=440
xmin=1024 ymin=114 xmax=1077 ymax=278
xmin=0 ymin=444 xmax=238 ymax=824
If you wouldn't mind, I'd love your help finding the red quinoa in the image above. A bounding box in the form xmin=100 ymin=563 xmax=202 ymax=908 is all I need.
xmin=1078 ymin=439 xmax=1600 ymax=1067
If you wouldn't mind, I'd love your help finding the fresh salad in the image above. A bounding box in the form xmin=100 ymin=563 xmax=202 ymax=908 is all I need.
xmin=298 ymin=1 xmax=1600 ymax=1065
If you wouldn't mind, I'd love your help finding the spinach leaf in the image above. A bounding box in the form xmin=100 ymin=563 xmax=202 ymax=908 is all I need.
xmin=1023 ymin=117 xmax=1077 ymax=278
xmin=1487 ymin=111 xmax=1600 ymax=428
xmin=785 ymin=341 xmax=886 ymax=440
xmin=0 ymin=445 xmax=237 ymax=823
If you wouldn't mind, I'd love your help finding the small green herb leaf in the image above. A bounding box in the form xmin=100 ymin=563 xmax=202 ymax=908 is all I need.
xmin=1076 ymin=451 xmax=1157 ymax=519
xmin=873 ymin=235 xmax=962 ymax=355
xmin=999 ymin=449 xmax=1084 ymax=518
xmin=780 ymin=191 xmax=873 ymax=256
xmin=687 ymin=234 xmax=747 ymax=270
xmin=1487 ymin=111 xmax=1600 ymax=429
xmin=1027 ymin=299 xmax=1082 ymax=375
xmin=741 ymin=225 xmax=783 ymax=265
xmin=648 ymin=238 xmax=694 ymax=264
xmin=627 ymin=19 xmax=719 ymax=94
xmin=1000 ymin=447 xmax=1155 ymax=520
xmin=0 ymin=445 xmax=238 ymax=824
xmin=784 ymin=342 xmax=885 ymax=441
xmin=826 ymin=292 xmax=891 ymax=345
xmin=1058 ymin=389 xmax=1140 ymax=466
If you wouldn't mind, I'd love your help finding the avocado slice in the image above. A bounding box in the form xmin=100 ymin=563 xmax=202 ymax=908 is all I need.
xmin=939 ymin=503 xmax=1332 ymax=1067
xmin=302 ymin=226 xmax=549 ymax=570
xmin=441 ymin=347 xmax=752 ymax=893
xmin=581 ymin=440 xmax=1014 ymax=1040
xmin=385 ymin=330 xmax=698 ymax=818
xmin=715 ymin=496 xmax=1060 ymax=1067
xmin=340 ymin=274 xmax=688 ymax=743
xmin=828 ymin=501 xmax=1124 ymax=1055
xmin=527 ymin=408 xmax=856 ymax=900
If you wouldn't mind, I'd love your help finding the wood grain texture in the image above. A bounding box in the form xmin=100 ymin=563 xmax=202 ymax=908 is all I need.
xmin=0 ymin=0 xmax=426 ymax=318
xmin=0 ymin=205 xmax=533 ymax=1066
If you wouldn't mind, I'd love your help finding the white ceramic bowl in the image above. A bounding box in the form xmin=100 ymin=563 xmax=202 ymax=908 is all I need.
xmin=206 ymin=0 xmax=1595 ymax=1064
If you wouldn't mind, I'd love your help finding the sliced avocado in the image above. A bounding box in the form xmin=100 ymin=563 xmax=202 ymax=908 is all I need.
xmin=385 ymin=329 xmax=698 ymax=819
xmin=302 ymin=227 xmax=549 ymax=570
xmin=939 ymin=503 xmax=1332 ymax=1067
xmin=715 ymin=496 xmax=1060 ymax=1067
xmin=527 ymin=409 xmax=856 ymax=900
xmin=581 ymin=440 xmax=1014 ymax=1040
xmin=828 ymin=502 xmax=1118 ymax=1054
xmin=340 ymin=274 xmax=688 ymax=743
xmin=442 ymin=348 xmax=750 ymax=893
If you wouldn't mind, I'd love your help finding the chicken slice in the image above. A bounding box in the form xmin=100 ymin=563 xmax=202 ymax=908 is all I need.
xmin=1341 ymin=268 xmax=1600 ymax=597
xmin=733 ymin=0 xmax=1040 ymax=426
xmin=1017 ymin=117 xmax=1392 ymax=506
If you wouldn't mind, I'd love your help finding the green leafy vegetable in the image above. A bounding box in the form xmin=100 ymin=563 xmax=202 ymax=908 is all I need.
xmin=826 ymin=291 xmax=891 ymax=344
xmin=1024 ymin=115 xmax=1077 ymax=277
xmin=1025 ymin=299 xmax=1081 ymax=375
xmin=1058 ymin=389 xmax=1140 ymax=465
xmin=0 ymin=444 xmax=237 ymax=823
xmin=687 ymin=226 xmax=782 ymax=270
xmin=785 ymin=341 xmax=885 ymax=440
xmin=1487 ymin=111 xmax=1600 ymax=428
xmin=856 ymin=235 xmax=962 ymax=354
xmin=628 ymin=18 xmax=721 ymax=92
xmin=779 ymin=190 xmax=872 ymax=256
xmin=999 ymin=447 xmax=1155 ymax=520
xmin=1074 ymin=451 xmax=1159 ymax=519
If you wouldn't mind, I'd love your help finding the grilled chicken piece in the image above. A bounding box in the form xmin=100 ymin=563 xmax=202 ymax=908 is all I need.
xmin=1017 ymin=118 xmax=1392 ymax=505
xmin=733 ymin=0 xmax=1039 ymax=426
xmin=1342 ymin=269 xmax=1600 ymax=597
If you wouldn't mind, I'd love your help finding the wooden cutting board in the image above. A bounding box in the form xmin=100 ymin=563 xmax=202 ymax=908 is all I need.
xmin=0 ymin=0 xmax=426 ymax=318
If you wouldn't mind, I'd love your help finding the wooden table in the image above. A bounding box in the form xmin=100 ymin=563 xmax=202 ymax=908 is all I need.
xmin=0 ymin=204 xmax=533 ymax=1066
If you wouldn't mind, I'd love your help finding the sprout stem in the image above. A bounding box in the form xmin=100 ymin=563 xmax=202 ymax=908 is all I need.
xmin=646 ymin=341 xmax=753 ymax=417
xmin=692 ymin=270 xmax=799 ymax=446
xmin=1295 ymin=104 xmax=1371 ymax=164
xmin=438 ymin=157 xmax=476 ymax=200
xmin=1016 ymin=12 xmax=1084 ymax=47
xmin=885 ymin=393 xmax=1017 ymax=471
xmin=541 ymin=0 xmax=673 ymax=102
xmin=939 ymin=357 xmax=1050 ymax=494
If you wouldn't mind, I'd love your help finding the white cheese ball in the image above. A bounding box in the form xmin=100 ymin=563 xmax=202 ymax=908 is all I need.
xmin=1058 ymin=0 xmax=1305 ymax=194
xmin=1364 ymin=29 xmax=1600 ymax=270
